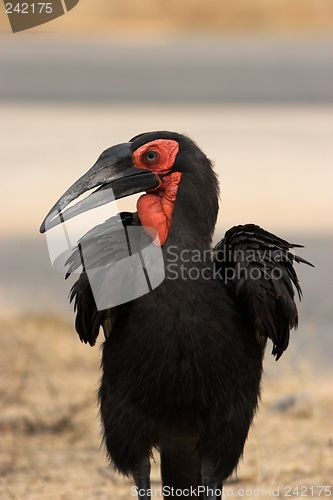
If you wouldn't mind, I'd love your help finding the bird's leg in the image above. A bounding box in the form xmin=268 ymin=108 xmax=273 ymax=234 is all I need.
xmin=202 ymin=460 xmax=222 ymax=499
xmin=133 ymin=457 xmax=151 ymax=500
xmin=202 ymin=479 xmax=222 ymax=499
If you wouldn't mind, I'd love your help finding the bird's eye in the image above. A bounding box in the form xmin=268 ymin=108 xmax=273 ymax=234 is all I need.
xmin=144 ymin=150 xmax=159 ymax=163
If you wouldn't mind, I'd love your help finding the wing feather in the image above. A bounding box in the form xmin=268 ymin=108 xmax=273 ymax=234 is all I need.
xmin=213 ymin=224 xmax=313 ymax=360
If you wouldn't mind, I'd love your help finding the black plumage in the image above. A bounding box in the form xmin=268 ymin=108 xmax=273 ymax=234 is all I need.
xmin=41 ymin=132 xmax=312 ymax=500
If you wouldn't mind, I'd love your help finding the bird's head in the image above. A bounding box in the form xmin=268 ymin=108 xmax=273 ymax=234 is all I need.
xmin=40 ymin=132 xmax=219 ymax=247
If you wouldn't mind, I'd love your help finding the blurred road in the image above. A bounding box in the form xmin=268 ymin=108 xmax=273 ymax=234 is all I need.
xmin=1 ymin=38 xmax=332 ymax=103
xmin=1 ymin=104 xmax=332 ymax=235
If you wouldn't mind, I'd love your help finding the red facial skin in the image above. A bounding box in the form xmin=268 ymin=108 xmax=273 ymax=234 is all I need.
xmin=132 ymin=139 xmax=182 ymax=246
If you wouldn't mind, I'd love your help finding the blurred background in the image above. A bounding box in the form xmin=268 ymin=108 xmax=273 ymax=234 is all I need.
xmin=0 ymin=2 xmax=332 ymax=499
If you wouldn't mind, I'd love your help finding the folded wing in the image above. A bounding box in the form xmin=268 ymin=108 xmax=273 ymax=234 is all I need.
xmin=213 ymin=224 xmax=313 ymax=360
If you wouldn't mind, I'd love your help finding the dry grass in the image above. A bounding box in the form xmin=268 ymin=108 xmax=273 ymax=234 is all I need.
xmin=0 ymin=315 xmax=332 ymax=499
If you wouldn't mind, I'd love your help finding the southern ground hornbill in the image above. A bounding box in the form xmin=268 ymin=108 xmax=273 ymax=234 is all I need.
xmin=40 ymin=131 xmax=311 ymax=499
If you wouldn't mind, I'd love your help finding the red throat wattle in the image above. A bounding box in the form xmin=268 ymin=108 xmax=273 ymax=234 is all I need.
xmin=132 ymin=139 xmax=182 ymax=245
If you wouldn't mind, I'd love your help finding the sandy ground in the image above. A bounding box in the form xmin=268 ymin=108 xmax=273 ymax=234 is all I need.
xmin=0 ymin=315 xmax=332 ymax=499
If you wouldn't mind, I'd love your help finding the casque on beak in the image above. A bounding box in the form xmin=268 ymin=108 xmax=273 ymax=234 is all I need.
xmin=40 ymin=142 xmax=160 ymax=233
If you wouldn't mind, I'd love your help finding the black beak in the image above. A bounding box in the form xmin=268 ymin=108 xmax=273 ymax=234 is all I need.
xmin=40 ymin=143 xmax=159 ymax=233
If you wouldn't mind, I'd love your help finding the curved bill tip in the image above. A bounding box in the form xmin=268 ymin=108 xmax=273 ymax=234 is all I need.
xmin=40 ymin=151 xmax=160 ymax=234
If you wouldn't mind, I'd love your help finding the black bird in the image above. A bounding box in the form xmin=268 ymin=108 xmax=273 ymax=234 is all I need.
xmin=40 ymin=132 xmax=312 ymax=500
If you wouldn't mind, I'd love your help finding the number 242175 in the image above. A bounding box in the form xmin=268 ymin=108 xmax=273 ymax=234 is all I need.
xmin=6 ymin=3 xmax=53 ymax=14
